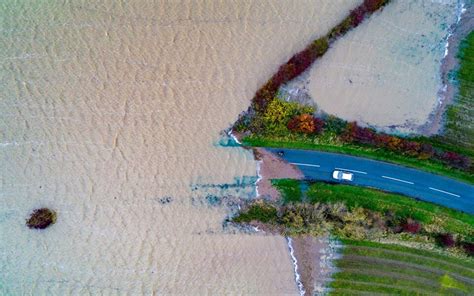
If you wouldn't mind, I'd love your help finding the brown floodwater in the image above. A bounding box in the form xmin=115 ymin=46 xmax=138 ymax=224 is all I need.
xmin=0 ymin=0 xmax=362 ymax=294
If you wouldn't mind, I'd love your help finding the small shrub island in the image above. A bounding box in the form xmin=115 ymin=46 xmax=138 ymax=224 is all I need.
xmin=26 ymin=208 xmax=57 ymax=229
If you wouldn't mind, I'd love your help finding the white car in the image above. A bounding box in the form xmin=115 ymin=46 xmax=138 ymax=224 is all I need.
xmin=332 ymin=170 xmax=354 ymax=182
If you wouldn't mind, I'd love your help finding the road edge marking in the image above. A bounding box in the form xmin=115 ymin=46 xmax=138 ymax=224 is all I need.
xmin=381 ymin=175 xmax=414 ymax=185
xmin=429 ymin=187 xmax=460 ymax=198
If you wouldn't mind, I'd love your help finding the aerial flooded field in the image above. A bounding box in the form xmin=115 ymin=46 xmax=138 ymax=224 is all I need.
xmin=294 ymin=0 xmax=463 ymax=134
xmin=1 ymin=0 xmax=472 ymax=295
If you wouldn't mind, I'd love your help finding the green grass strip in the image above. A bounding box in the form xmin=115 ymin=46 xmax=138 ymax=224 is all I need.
xmin=271 ymin=179 xmax=302 ymax=204
xmin=306 ymin=183 xmax=474 ymax=236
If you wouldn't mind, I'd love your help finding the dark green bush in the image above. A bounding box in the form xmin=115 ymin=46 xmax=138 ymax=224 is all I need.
xmin=26 ymin=208 xmax=57 ymax=229
xmin=310 ymin=37 xmax=329 ymax=57
xmin=233 ymin=202 xmax=278 ymax=223
xmin=323 ymin=115 xmax=348 ymax=134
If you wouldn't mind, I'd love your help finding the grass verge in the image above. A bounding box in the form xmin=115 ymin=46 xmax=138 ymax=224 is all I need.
xmin=271 ymin=179 xmax=302 ymax=204
xmin=306 ymin=182 xmax=474 ymax=237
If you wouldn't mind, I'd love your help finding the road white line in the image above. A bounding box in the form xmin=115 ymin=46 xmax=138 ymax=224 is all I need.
xmin=381 ymin=176 xmax=414 ymax=185
xmin=335 ymin=167 xmax=367 ymax=174
xmin=290 ymin=162 xmax=320 ymax=168
xmin=429 ymin=187 xmax=460 ymax=198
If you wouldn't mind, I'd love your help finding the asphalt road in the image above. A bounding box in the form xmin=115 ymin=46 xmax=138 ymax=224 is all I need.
xmin=267 ymin=148 xmax=474 ymax=214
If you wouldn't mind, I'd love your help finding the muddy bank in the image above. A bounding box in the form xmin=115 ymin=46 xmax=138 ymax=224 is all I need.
xmin=422 ymin=2 xmax=474 ymax=135
xmin=253 ymin=147 xmax=304 ymax=200
xmin=291 ymin=235 xmax=342 ymax=295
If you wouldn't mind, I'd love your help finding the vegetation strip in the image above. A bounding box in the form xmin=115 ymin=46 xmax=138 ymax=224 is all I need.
xmin=305 ymin=182 xmax=474 ymax=237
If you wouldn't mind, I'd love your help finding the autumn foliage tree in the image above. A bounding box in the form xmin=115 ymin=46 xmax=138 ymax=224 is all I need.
xmin=287 ymin=114 xmax=324 ymax=134
xmin=262 ymin=99 xmax=314 ymax=134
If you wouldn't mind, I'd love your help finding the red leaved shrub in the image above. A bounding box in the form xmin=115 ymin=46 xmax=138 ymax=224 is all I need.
xmin=439 ymin=151 xmax=471 ymax=170
xmin=288 ymin=51 xmax=314 ymax=77
xmin=364 ymin=0 xmax=387 ymax=12
xmin=437 ymin=233 xmax=455 ymax=248
xmin=272 ymin=63 xmax=297 ymax=87
xmin=341 ymin=122 xmax=377 ymax=145
xmin=463 ymin=242 xmax=474 ymax=256
xmin=287 ymin=114 xmax=324 ymax=134
xmin=350 ymin=6 xmax=367 ymax=26
xmin=418 ymin=143 xmax=435 ymax=160
xmin=338 ymin=121 xmax=471 ymax=172
xmin=252 ymin=80 xmax=278 ymax=112
xmin=374 ymin=134 xmax=391 ymax=148
xmin=313 ymin=118 xmax=325 ymax=133
xmin=403 ymin=141 xmax=422 ymax=156
xmin=401 ymin=218 xmax=421 ymax=234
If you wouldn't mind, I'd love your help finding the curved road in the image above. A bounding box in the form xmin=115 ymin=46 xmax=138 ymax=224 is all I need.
xmin=267 ymin=148 xmax=474 ymax=214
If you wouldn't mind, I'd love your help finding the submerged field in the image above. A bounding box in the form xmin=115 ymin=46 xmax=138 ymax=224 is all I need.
xmin=442 ymin=31 xmax=474 ymax=151
xmin=302 ymin=0 xmax=461 ymax=134
xmin=330 ymin=240 xmax=474 ymax=295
